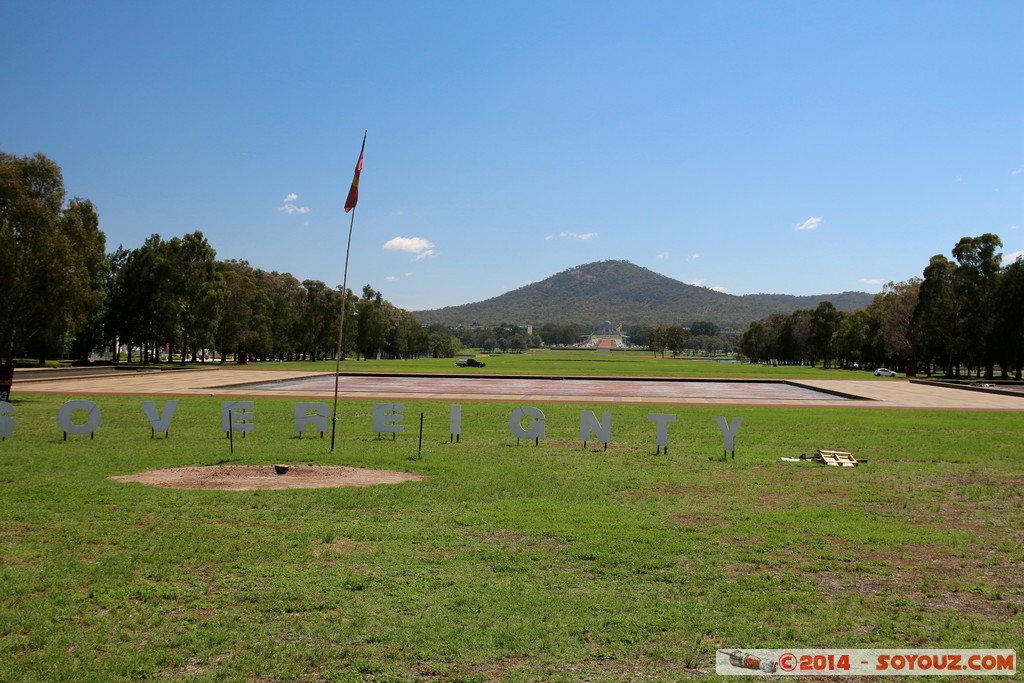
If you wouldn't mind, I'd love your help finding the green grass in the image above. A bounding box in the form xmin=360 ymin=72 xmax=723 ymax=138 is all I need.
xmin=1 ymin=393 xmax=1021 ymax=681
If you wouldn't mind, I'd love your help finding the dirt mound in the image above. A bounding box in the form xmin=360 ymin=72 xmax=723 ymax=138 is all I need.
xmin=111 ymin=465 xmax=427 ymax=491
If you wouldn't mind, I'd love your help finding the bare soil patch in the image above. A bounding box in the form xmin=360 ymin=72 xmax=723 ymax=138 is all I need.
xmin=111 ymin=465 xmax=427 ymax=491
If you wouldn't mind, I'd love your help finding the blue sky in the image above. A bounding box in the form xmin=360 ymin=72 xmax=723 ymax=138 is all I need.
xmin=3 ymin=1 xmax=1021 ymax=311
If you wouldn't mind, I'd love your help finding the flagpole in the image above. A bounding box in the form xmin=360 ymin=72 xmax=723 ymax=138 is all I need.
xmin=331 ymin=131 xmax=366 ymax=453
xmin=330 ymin=208 xmax=356 ymax=452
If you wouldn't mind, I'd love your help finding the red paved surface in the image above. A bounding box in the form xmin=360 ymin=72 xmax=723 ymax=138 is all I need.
xmin=13 ymin=368 xmax=1024 ymax=409
xmin=236 ymin=374 xmax=849 ymax=403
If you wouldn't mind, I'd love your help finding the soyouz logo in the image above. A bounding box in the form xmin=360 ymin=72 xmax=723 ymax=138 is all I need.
xmin=716 ymin=649 xmax=1017 ymax=676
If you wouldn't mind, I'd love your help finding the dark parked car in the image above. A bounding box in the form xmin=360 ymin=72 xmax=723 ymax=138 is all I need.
xmin=455 ymin=358 xmax=486 ymax=368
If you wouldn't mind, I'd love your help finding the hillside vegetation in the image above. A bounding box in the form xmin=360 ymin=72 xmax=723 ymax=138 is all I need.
xmin=414 ymin=260 xmax=871 ymax=329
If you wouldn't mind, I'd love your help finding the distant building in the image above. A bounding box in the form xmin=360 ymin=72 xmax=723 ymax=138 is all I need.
xmin=580 ymin=321 xmax=631 ymax=349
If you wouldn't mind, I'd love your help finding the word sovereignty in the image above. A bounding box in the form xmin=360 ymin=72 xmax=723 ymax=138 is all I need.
xmin=0 ymin=400 xmax=744 ymax=453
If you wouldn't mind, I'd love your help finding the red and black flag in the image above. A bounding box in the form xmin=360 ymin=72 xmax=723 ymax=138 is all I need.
xmin=344 ymin=132 xmax=366 ymax=213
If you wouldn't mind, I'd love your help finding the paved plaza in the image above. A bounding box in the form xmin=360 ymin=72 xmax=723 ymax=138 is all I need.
xmin=10 ymin=367 xmax=1024 ymax=410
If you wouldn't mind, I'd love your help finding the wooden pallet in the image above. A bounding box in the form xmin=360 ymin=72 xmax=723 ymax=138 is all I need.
xmin=813 ymin=449 xmax=859 ymax=467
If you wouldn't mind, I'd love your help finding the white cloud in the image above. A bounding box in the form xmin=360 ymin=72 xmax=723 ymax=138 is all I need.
xmin=277 ymin=193 xmax=310 ymax=214
xmin=555 ymin=231 xmax=598 ymax=241
xmin=686 ymin=252 xmax=701 ymax=262
xmin=689 ymin=279 xmax=728 ymax=292
xmin=413 ymin=249 xmax=435 ymax=261
xmin=385 ymin=275 xmax=398 ymax=281
xmin=859 ymin=278 xmax=884 ymax=286
xmin=1012 ymin=168 xmax=1022 ymax=176
xmin=1002 ymin=249 xmax=1024 ymax=265
xmin=794 ymin=216 xmax=823 ymax=232
xmin=385 ymin=237 xmax=432 ymax=253
xmin=655 ymin=252 xmax=670 ymax=261
xmin=383 ymin=236 xmax=435 ymax=257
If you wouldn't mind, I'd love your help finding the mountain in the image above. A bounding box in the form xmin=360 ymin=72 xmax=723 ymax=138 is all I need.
xmin=412 ymin=260 xmax=873 ymax=330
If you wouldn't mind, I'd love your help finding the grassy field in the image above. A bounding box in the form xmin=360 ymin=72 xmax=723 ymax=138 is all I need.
xmin=1 ymin=387 xmax=1021 ymax=681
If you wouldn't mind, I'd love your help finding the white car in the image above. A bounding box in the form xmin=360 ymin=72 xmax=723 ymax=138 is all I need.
xmin=873 ymin=368 xmax=897 ymax=377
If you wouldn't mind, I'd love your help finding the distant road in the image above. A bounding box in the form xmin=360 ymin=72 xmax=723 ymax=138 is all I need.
xmin=12 ymin=366 xmax=197 ymax=382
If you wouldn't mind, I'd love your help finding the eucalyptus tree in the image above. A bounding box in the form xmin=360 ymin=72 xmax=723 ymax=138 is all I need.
xmin=689 ymin=321 xmax=720 ymax=337
xmin=993 ymin=257 xmax=1024 ymax=379
xmin=430 ymin=331 xmax=460 ymax=358
xmin=101 ymin=246 xmax=131 ymax=362
xmin=338 ymin=286 xmax=358 ymax=360
xmin=386 ymin=307 xmax=429 ymax=359
xmin=507 ymin=335 xmax=527 ymax=354
xmin=407 ymin=311 xmax=431 ymax=357
xmin=648 ymin=324 xmax=667 ymax=357
xmin=663 ymin=324 xmax=689 ymax=358
xmin=164 ymin=231 xmax=223 ymax=363
xmin=810 ymin=302 xmax=844 ymax=369
xmin=300 ymin=279 xmax=341 ymax=361
xmin=738 ymin=311 xmax=810 ymax=365
xmin=868 ymin=279 xmax=920 ymax=372
xmin=108 ymin=236 xmax=161 ymax=362
xmin=628 ymin=324 xmax=650 ymax=350
xmin=831 ymin=309 xmax=876 ymax=368
xmin=951 ymin=234 xmax=1002 ymax=378
xmin=0 ymin=152 xmax=106 ymax=363
xmin=244 ymin=282 xmax=275 ymax=361
xmin=737 ymin=320 xmax=766 ymax=363
xmin=386 ymin=305 xmax=411 ymax=359
xmin=776 ymin=310 xmax=810 ymax=364
xmin=356 ymin=285 xmax=389 ymax=360
xmin=50 ymin=198 xmax=107 ymax=361
xmin=914 ymin=254 xmax=965 ymax=377
xmin=251 ymin=270 xmax=303 ymax=361
xmin=215 ymin=260 xmax=257 ymax=362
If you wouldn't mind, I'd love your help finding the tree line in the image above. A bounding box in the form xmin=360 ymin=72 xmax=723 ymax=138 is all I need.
xmin=635 ymin=321 xmax=737 ymax=358
xmin=737 ymin=233 xmax=1024 ymax=379
xmin=438 ymin=321 xmax=735 ymax=357
xmin=1 ymin=152 xmax=106 ymax=364
xmin=2 ymin=151 xmax=456 ymax=365
xmin=104 ymin=237 xmax=439 ymax=364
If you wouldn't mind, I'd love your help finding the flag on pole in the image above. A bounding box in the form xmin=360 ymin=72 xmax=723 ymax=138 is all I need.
xmin=344 ymin=133 xmax=366 ymax=213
